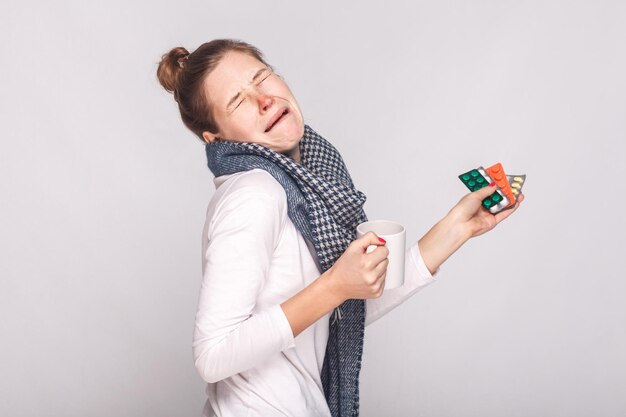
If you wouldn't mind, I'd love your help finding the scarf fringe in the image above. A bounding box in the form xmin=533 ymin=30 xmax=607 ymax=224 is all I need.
xmin=331 ymin=305 xmax=343 ymax=325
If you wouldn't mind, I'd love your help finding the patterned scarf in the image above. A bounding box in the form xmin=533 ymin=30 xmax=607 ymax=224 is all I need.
xmin=205 ymin=124 xmax=368 ymax=416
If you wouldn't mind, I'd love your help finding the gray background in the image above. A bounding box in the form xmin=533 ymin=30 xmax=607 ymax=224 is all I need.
xmin=1 ymin=0 xmax=625 ymax=416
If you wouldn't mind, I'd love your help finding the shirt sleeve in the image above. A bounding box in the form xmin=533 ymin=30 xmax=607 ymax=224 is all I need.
xmin=365 ymin=242 xmax=440 ymax=327
xmin=192 ymin=182 xmax=296 ymax=384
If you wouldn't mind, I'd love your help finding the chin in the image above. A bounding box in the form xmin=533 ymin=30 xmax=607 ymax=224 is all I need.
xmin=276 ymin=120 xmax=303 ymax=142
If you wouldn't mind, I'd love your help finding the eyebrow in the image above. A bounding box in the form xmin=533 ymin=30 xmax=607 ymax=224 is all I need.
xmin=226 ymin=67 xmax=269 ymax=111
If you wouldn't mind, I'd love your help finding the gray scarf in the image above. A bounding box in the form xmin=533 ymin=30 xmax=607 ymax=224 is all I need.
xmin=205 ymin=124 xmax=368 ymax=417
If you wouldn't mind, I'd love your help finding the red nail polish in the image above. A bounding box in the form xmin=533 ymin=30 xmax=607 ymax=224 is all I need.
xmin=489 ymin=182 xmax=496 ymax=187
xmin=378 ymin=237 xmax=386 ymax=243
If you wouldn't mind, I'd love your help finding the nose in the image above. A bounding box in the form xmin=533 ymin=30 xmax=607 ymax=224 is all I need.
xmin=255 ymin=91 xmax=274 ymax=113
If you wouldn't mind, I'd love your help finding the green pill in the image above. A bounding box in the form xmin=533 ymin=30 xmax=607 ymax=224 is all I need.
xmin=468 ymin=180 xmax=476 ymax=187
xmin=470 ymin=170 xmax=479 ymax=177
xmin=483 ymin=200 xmax=493 ymax=207
xmin=493 ymin=193 xmax=502 ymax=203
xmin=462 ymin=174 xmax=470 ymax=181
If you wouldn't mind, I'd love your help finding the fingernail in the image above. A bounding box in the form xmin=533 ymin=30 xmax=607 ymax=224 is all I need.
xmin=489 ymin=182 xmax=496 ymax=187
xmin=378 ymin=237 xmax=386 ymax=243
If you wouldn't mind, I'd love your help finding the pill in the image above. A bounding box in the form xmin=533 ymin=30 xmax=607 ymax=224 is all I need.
xmin=507 ymin=174 xmax=527 ymax=197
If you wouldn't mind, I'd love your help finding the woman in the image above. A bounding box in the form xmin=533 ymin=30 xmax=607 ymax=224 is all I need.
xmin=156 ymin=39 xmax=524 ymax=417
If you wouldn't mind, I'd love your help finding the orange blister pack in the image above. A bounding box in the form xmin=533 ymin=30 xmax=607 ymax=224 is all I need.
xmin=486 ymin=162 xmax=516 ymax=207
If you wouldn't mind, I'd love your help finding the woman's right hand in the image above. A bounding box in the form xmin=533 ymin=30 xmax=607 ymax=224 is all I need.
xmin=322 ymin=232 xmax=389 ymax=304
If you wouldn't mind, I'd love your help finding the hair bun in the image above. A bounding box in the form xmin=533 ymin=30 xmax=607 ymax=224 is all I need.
xmin=157 ymin=46 xmax=190 ymax=93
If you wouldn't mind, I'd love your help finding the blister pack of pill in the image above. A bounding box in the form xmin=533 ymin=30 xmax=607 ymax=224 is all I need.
xmin=458 ymin=163 xmax=526 ymax=214
xmin=507 ymin=175 xmax=526 ymax=199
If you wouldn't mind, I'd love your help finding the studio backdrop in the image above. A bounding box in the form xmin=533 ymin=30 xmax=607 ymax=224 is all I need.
xmin=1 ymin=1 xmax=625 ymax=416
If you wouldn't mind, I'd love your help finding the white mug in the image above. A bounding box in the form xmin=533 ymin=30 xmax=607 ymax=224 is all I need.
xmin=356 ymin=220 xmax=405 ymax=290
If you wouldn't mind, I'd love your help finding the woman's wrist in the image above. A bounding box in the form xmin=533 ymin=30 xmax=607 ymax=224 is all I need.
xmin=318 ymin=268 xmax=346 ymax=308
xmin=417 ymin=214 xmax=471 ymax=274
xmin=280 ymin=271 xmax=344 ymax=338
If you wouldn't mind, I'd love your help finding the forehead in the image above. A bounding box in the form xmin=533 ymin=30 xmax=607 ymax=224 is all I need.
xmin=203 ymin=51 xmax=266 ymax=106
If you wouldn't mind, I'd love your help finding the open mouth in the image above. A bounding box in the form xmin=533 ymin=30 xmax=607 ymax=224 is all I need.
xmin=265 ymin=109 xmax=289 ymax=133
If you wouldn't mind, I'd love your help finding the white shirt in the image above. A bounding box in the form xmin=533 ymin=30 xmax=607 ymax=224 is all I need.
xmin=193 ymin=168 xmax=440 ymax=417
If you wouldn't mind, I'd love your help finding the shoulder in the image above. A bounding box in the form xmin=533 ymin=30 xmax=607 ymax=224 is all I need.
xmin=211 ymin=168 xmax=288 ymax=226
xmin=223 ymin=168 xmax=286 ymax=201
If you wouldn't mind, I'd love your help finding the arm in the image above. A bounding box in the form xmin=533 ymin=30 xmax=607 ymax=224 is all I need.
xmin=193 ymin=186 xmax=295 ymax=384
xmin=419 ymin=188 xmax=526 ymax=274
xmin=359 ymin=188 xmax=526 ymax=327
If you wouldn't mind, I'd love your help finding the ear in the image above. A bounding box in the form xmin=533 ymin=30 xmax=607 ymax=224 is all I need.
xmin=202 ymin=131 xmax=220 ymax=144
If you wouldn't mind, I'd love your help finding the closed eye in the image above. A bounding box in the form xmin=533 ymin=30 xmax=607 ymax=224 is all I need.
xmin=258 ymin=74 xmax=271 ymax=84
xmin=232 ymin=73 xmax=271 ymax=112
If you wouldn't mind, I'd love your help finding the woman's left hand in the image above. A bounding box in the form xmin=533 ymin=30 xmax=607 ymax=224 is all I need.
xmin=448 ymin=184 xmax=525 ymax=238
xmin=417 ymin=185 xmax=525 ymax=274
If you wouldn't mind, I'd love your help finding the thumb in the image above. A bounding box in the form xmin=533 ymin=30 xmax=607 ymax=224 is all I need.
xmin=472 ymin=182 xmax=498 ymax=199
xmin=359 ymin=231 xmax=387 ymax=250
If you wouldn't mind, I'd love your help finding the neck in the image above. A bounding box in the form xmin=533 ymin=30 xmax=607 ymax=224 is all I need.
xmin=283 ymin=143 xmax=301 ymax=164
xmin=292 ymin=146 xmax=301 ymax=164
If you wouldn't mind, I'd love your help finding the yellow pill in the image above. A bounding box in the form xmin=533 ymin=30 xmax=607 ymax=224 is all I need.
xmin=512 ymin=189 xmax=519 ymax=195
xmin=511 ymin=183 xmax=521 ymax=189
xmin=513 ymin=176 xmax=524 ymax=183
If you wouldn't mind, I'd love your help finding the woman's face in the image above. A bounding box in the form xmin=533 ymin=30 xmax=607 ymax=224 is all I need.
xmin=201 ymin=51 xmax=305 ymax=163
